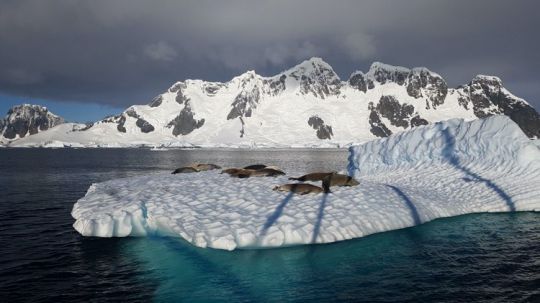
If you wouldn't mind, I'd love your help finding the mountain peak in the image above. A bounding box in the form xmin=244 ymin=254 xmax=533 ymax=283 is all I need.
xmin=1 ymin=103 xmax=65 ymax=142
xmin=472 ymin=75 xmax=503 ymax=86
xmin=284 ymin=57 xmax=335 ymax=76
xmin=8 ymin=103 xmax=49 ymax=112
xmin=304 ymin=56 xmax=330 ymax=66
xmin=367 ymin=62 xmax=410 ymax=75
xmin=234 ymin=70 xmax=259 ymax=80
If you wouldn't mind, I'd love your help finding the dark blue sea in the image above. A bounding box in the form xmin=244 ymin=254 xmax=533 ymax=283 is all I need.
xmin=0 ymin=148 xmax=539 ymax=302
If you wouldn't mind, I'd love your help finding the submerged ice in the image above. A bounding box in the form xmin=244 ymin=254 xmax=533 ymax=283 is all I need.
xmin=72 ymin=116 xmax=540 ymax=250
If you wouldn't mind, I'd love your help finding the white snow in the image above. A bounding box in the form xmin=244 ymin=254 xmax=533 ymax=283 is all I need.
xmin=5 ymin=58 xmax=503 ymax=148
xmin=71 ymin=115 xmax=540 ymax=250
xmin=366 ymin=61 xmax=411 ymax=76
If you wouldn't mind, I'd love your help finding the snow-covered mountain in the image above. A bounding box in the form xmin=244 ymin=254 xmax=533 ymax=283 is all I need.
xmin=3 ymin=58 xmax=539 ymax=147
xmin=0 ymin=104 xmax=65 ymax=145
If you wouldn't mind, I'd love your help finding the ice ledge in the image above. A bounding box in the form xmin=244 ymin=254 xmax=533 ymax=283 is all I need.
xmin=348 ymin=116 xmax=539 ymax=176
xmin=72 ymin=116 xmax=540 ymax=250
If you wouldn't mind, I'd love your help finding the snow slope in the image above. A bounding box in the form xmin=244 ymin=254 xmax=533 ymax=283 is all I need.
xmin=72 ymin=116 xmax=540 ymax=250
xmin=7 ymin=58 xmax=539 ymax=148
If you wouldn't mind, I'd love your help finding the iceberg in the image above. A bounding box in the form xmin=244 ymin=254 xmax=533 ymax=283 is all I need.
xmin=72 ymin=116 xmax=540 ymax=250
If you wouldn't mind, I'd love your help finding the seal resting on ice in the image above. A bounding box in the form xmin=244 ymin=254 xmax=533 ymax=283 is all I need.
xmin=288 ymin=172 xmax=336 ymax=182
xmin=272 ymin=183 xmax=327 ymax=195
xmin=322 ymin=173 xmax=359 ymax=188
xmin=172 ymin=163 xmax=221 ymax=174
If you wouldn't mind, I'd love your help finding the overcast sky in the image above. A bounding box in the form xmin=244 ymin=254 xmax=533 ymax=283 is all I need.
xmin=0 ymin=0 xmax=538 ymax=121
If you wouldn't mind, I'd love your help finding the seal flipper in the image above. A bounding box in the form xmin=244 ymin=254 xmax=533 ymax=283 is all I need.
xmin=322 ymin=175 xmax=332 ymax=193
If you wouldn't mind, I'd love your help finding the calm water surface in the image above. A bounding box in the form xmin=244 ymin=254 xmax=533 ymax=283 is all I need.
xmin=0 ymin=149 xmax=538 ymax=302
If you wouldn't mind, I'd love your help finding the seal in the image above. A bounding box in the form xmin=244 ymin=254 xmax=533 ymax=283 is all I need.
xmin=171 ymin=167 xmax=199 ymax=174
xmin=250 ymin=168 xmax=285 ymax=177
xmin=194 ymin=163 xmax=221 ymax=171
xmin=230 ymin=168 xmax=254 ymax=178
xmin=322 ymin=173 xmax=360 ymax=188
xmin=221 ymin=168 xmax=242 ymax=175
xmin=221 ymin=167 xmax=251 ymax=177
xmin=172 ymin=163 xmax=220 ymax=174
xmin=272 ymin=183 xmax=327 ymax=195
xmin=288 ymin=172 xmax=336 ymax=182
xmin=221 ymin=167 xmax=285 ymax=178
xmin=243 ymin=164 xmax=267 ymax=170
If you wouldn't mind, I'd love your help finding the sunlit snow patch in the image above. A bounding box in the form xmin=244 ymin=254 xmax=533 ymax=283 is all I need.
xmin=72 ymin=116 xmax=540 ymax=250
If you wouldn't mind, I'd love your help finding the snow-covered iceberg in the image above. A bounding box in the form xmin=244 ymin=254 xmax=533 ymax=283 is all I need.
xmin=72 ymin=116 xmax=540 ymax=250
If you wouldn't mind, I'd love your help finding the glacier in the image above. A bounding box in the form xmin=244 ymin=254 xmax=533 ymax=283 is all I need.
xmin=71 ymin=116 xmax=540 ymax=250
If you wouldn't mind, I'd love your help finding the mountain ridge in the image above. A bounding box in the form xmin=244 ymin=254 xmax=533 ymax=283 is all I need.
xmin=2 ymin=57 xmax=539 ymax=147
xmin=0 ymin=104 xmax=65 ymax=145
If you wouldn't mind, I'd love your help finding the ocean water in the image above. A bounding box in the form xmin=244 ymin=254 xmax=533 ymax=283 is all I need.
xmin=0 ymin=148 xmax=538 ymax=302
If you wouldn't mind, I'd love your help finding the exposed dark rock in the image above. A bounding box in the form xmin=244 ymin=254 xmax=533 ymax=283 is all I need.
xmin=291 ymin=60 xmax=341 ymax=98
xmin=406 ymin=75 xmax=423 ymax=99
xmin=227 ymin=79 xmax=260 ymax=120
xmin=125 ymin=109 xmax=138 ymax=118
xmin=203 ymin=83 xmax=225 ymax=96
xmin=469 ymin=93 xmax=495 ymax=118
xmin=406 ymin=69 xmax=448 ymax=108
xmin=77 ymin=122 xmax=94 ymax=131
xmin=204 ymin=86 xmax=219 ymax=96
xmin=368 ymin=103 xmax=392 ymax=138
xmin=263 ymin=74 xmax=287 ymax=96
xmin=94 ymin=108 xmax=156 ymax=134
xmin=167 ymin=102 xmax=205 ymax=136
xmin=121 ymin=109 xmax=155 ymax=133
xmin=239 ymin=117 xmax=245 ymax=138
xmin=228 ymin=93 xmax=257 ymax=119
xmin=136 ymin=118 xmax=155 ymax=133
xmin=299 ymin=74 xmax=341 ymax=99
xmin=100 ymin=115 xmax=118 ymax=123
xmin=175 ymin=89 xmax=189 ymax=105
xmin=307 ymin=116 xmax=324 ymax=129
xmin=149 ymin=95 xmax=163 ymax=107
xmin=366 ymin=95 xmax=428 ymax=135
xmin=470 ymin=76 xmax=539 ymax=137
xmin=425 ymin=80 xmax=447 ymax=109
xmin=361 ymin=64 xmax=448 ymax=109
xmin=307 ymin=115 xmax=333 ymax=140
xmin=410 ymin=115 xmax=429 ymax=127
xmin=457 ymin=92 xmax=470 ymax=110
xmin=348 ymin=72 xmax=367 ymax=93
xmin=3 ymin=119 xmax=28 ymax=139
xmin=369 ymin=63 xmax=409 ymax=85
xmin=367 ymin=79 xmax=375 ymax=90
xmin=376 ymin=95 xmax=414 ymax=129
xmin=116 ymin=116 xmax=126 ymax=133
xmin=226 ymin=73 xmax=263 ymax=137
xmin=169 ymin=82 xmax=185 ymax=93
xmin=506 ymin=106 xmax=540 ymax=138
xmin=468 ymin=76 xmax=506 ymax=119
xmin=168 ymin=82 xmax=190 ymax=104
xmin=1 ymin=104 xmax=64 ymax=139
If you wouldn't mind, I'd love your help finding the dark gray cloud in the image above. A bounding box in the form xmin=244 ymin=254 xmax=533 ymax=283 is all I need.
xmin=0 ymin=0 xmax=538 ymax=109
